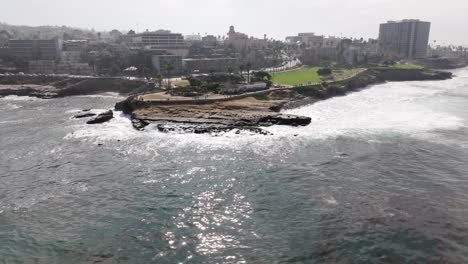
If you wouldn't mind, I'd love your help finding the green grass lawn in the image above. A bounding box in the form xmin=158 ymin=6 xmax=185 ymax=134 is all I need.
xmin=382 ymin=63 xmax=423 ymax=69
xmin=332 ymin=68 xmax=366 ymax=80
xmin=272 ymin=67 xmax=322 ymax=85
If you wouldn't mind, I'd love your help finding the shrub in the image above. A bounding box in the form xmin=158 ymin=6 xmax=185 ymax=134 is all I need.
xmin=317 ymin=68 xmax=332 ymax=76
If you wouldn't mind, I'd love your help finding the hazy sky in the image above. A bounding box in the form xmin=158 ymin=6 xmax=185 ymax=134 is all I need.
xmin=2 ymin=0 xmax=467 ymax=45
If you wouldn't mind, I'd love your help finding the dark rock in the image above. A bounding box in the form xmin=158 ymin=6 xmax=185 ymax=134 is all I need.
xmin=87 ymin=110 xmax=114 ymax=124
xmin=155 ymin=123 xmax=273 ymax=135
xmin=74 ymin=113 xmax=96 ymax=119
xmin=259 ymin=114 xmax=311 ymax=127
xmin=82 ymin=109 xmax=91 ymax=112
xmin=374 ymin=68 xmax=452 ymax=82
xmin=131 ymin=118 xmax=150 ymax=130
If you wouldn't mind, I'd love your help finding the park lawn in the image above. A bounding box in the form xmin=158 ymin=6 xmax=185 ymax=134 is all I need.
xmin=272 ymin=67 xmax=322 ymax=85
xmin=383 ymin=63 xmax=423 ymax=69
xmin=332 ymin=68 xmax=366 ymax=80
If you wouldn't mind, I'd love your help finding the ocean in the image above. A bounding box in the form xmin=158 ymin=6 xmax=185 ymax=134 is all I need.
xmin=1 ymin=67 xmax=468 ymax=263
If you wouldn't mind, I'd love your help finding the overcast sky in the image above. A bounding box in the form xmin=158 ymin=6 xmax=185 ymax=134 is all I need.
xmin=2 ymin=0 xmax=467 ymax=45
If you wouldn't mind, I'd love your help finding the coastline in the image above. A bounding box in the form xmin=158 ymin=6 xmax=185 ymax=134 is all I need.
xmin=114 ymin=67 xmax=453 ymax=133
xmin=0 ymin=67 xmax=455 ymax=134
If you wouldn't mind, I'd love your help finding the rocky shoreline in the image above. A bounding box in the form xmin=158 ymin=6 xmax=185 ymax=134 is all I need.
xmin=115 ymin=95 xmax=312 ymax=134
xmin=0 ymin=75 xmax=147 ymax=99
xmin=114 ymin=68 xmax=452 ymax=134
xmin=0 ymin=67 xmax=455 ymax=135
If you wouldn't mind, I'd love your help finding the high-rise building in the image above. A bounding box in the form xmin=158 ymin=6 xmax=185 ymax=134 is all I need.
xmin=378 ymin=19 xmax=431 ymax=59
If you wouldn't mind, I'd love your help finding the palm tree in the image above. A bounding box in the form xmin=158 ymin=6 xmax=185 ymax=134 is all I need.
xmin=156 ymin=74 xmax=163 ymax=89
xmin=239 ymin=64 xmax=245 ymax=80
xmin=246 ymin=62 xmax=252 ymax=83
xmin=165 ymin=63 xmax=175 ymax=89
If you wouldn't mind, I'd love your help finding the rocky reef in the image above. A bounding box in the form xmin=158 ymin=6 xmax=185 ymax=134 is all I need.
xmin=86 ymin=110 xmax=114 ymax=124
xmin=115 ymin=96 xmax=311 ymax=134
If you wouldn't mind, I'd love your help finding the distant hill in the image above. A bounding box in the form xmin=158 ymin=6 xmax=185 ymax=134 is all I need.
xmin=0 ymin=22 xmax=98 ymax=43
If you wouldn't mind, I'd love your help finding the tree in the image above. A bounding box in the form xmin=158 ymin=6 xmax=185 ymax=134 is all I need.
xmin=165 ymin=63 xmax=175 ymax=89
xmin=139 ymin=65 xmax=151 ymax=80
xmin=239 ymin=64 xmax=245 ymax=80
xmin=156 ymin=74 xmax=163 ymax=88
xmin=246 ymin=62 xmax=252 ymax=83
xmin=317 ymin=68 xmax=332 ymax=76
xmin=253 ymin=71 xmax=272 ymax=81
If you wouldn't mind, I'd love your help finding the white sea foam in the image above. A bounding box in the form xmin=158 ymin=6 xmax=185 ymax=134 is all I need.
xmin=0 ymin=95 xmax=43 ymax=101
xmin=269 ymin=80 xmax=465 ymax=140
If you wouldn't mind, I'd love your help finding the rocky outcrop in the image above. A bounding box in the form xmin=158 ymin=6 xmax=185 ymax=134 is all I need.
xmin=0 ymin=76 xmax=148 ymax=98
xmin=415 ymin=58 xmax=468 ymax=70
xmin=87 ymin=110 xmax=114 ymax=124
xmin=131 ymin=116 xmax=150 ymax=130
xmin=115 ymin=95 xmax=312 ymax=134
xmin=0 ymin=85 xmax=59 ymax=99
xmin=74 ymin=113 xmax=97 ymax=119
xmin=373 ymin=68 xmax=452 ymax=82
xmin=258 ymin=114 xmax=311 ymax=127
xmin=114 ymin=67 xmax=452 ymax=134
xmin=155 ymin=123 xmax=273 ymax=135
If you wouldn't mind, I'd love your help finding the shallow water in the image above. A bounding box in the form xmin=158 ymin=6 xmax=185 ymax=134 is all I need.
xmin=1 ymin=68 xmax=468 ymax=263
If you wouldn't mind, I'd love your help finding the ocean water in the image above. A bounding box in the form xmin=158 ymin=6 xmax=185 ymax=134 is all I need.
xmin=1 ymin=68 xmax=468 ymax=263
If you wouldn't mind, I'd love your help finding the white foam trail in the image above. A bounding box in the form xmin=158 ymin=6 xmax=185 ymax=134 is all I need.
xmin=0 ymin=95 xmax=43 ymax=101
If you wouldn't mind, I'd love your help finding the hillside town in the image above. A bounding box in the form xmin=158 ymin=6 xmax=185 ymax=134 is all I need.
xmin=0 ymin=20 xmax=467 ymax=79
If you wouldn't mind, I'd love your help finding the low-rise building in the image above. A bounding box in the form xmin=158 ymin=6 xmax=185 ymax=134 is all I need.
xmin=151 ymin=54 xmax=184 ymax=75
xmin=56 ymin=62 xmax=93 ymax=75
xmin=287 ymin=33 xmax=324 ymax=48
xmin=0 ymin=47 xmax=9 ymax=57
xmin=224 ymin=26 xmax=268 ymax=50
xmin=8 ymin=39 xmax=62 ymax=60
xmin=201 ymin=35 xmax=218 ymax=47
xmin=28 ymin=60 xmax=55 ymax=74
xmin=63 ymin=40 xmax=88 ymax=52
xmin=184 ymin=57 xmax=238 ymax=73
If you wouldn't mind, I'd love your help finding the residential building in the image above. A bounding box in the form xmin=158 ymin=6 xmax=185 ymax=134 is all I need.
xmin=151 ymin=54 xmax=184 ymax=75
xmin=379 ymin=19 xmax=431 ymax=59
xmin=8 ymin=39 xmax=62 ymax=60
xmin=63 ymin=40 xmax=88 ymax=52
xmin=126 ymin=30 xmax=189 ymax=58
xmin=28 ymin=60 xmax=55 ymax=74
xmin=201 ymin=35 xmax=218 ymax=47
xmin=55 ymin=39 xmax=93 ymax=75
xmin=224 ymin=26 xmax=268 ymax=50
xmin=286 ymin=33 xmax=324 ymax=48
xmin=0 ymin=47 xmax=9 ymax=57
xmin=184 ymin=57 xmax=238 ymax=73
xmin=131 ymin=30 xmax=186 ymax=48
xmin=316 ymin=37 xmax=343 ymax=62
